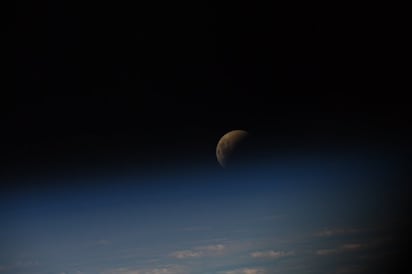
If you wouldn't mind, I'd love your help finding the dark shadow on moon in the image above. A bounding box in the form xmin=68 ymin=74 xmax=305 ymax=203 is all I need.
xmin=221 ymin=134 xmax=267 ymax=169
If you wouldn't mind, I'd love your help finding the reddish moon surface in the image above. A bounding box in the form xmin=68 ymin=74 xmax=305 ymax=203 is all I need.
xmin=216 ymin=130 xmax=248 ymax=167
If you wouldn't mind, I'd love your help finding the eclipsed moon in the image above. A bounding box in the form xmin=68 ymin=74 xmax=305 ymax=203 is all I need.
xmin=216 ymin=130 xmax=248 ymax=168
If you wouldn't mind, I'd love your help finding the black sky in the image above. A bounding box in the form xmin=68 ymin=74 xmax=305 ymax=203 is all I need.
xmin=8 ymin=2 xmax=410 ymax=182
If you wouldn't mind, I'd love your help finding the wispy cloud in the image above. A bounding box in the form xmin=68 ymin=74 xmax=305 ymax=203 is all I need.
xmin=170 ymin=250 xmax=202 ymax=259
xmin=315 ymin=227 xmax=361 ymax=237
xmin=316 ymin=243 xmax=366 ymax=256
xmin=170 ymin=244 xmax=225 ymax=259
xmin=197 ymin=244 xmax=225 ymax=251
xmin=250 ymin=250 xmax=294 ymax=259
xmin=219 ymin=268 xmax=267 ymax=274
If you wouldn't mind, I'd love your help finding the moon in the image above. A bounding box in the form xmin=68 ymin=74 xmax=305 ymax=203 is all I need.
xmin=216 ymin=130 xmax=249 ymax=168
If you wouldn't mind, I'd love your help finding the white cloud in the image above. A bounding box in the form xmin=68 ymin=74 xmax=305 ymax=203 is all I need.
xmin=170 ymin=244 xmax=225 ymax=259
xmin=250 ymin=250 xmax=294 ymax=259
xmin=197 ymin=244 xmax=225 ymax=251
xmin=220 ymin=268 xmax=267 ymax=274
xmin=170 ymin=250 xmax=202 ymax=259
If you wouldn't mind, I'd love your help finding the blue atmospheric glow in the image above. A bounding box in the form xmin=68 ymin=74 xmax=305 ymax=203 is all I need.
xmin=0 ymin=154 xmax=404 ymax=274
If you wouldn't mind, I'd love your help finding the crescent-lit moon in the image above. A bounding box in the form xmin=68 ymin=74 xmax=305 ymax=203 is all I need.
xmin=216 ymin=130 xmax=248 ymax=167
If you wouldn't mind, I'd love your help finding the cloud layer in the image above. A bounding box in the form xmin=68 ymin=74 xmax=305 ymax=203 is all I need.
xmin=250 ymin=250 xmax=294 ymax=259
xmin=170 ymin=244 xmax=225 ymax=259
xmin=316 ymin=243 xmax=365 ymax=256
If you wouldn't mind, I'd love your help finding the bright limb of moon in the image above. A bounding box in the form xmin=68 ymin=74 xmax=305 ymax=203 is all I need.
xmin=216 ymin=130 xmax=248 ymax=167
